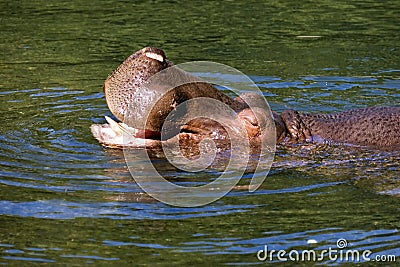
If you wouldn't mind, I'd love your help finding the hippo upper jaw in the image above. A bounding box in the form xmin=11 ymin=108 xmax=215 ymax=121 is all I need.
xmin=103 ymin=47 xmax=173 ymax=123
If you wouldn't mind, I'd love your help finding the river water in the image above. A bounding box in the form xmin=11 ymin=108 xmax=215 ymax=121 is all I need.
xmin=1 ymin=1 xmax=399 ymax=266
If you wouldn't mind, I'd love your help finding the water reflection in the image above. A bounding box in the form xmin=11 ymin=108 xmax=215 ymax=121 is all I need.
xmin=1 ymin=76 xmax=399 ymax=264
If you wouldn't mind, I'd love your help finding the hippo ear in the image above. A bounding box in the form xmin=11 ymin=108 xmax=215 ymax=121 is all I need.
xmin=281 ymin=110 xmax=312 ymax=142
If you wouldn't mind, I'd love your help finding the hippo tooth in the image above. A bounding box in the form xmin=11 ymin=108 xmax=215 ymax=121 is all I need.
xmin=145 ymin=52 xmax=164 ymax=62
xmin=104 ymin=116 xmax=138 ymax=136
xmin=105 ymin=116 xmax=123 ymax=135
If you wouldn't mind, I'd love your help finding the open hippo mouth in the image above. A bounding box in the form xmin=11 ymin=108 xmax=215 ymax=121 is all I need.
xmin=90 ymin=47 xmax=275 ymax=152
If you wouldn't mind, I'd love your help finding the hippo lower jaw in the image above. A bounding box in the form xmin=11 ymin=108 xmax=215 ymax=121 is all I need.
xmin=90 ymin=109 xmax=269 ymax=151
xmin=90 ymin=117 xmax=161 ymax=149
xmin=90 ymin=116 xmax=209 ymax=149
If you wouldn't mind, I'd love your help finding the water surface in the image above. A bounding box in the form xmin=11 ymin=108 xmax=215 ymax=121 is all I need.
xmin=1 ymin=0 xmax=399 ymax=266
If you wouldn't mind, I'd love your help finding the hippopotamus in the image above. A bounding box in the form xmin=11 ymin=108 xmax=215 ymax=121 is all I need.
xmin=91 ymin=47 xmax=400 ymax=153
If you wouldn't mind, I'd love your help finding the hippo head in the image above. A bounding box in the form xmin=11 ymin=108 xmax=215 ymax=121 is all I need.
xmin=93 ymin=47 xmax=275 ymax=152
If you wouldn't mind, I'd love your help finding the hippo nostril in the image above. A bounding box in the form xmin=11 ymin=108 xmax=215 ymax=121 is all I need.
xmin=145 ymin=52 xmax=164 ymax=62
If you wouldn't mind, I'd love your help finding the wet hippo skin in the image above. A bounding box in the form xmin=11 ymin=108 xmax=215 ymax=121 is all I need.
xmin=280 ymin=107 xmax=400 ymax=150
xmin=91 ymin=47 xmax=400 ymax=152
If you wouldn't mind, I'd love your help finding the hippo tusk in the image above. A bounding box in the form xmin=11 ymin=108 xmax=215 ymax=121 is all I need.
xmin=145 ymin=52 xmax=164 ymax=62
xmin=104 ymin=116 xmax=139 ymax=136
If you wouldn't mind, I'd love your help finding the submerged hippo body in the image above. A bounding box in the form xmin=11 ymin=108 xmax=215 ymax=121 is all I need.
xmin=91 ymin=47 xmax=400 ymax=153
xmin=276 ymin=107 xmax=400 ymax=150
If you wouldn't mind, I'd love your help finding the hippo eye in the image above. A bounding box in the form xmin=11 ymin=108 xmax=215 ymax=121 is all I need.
xmin=145 ymin=52 xmax=164 ymax=62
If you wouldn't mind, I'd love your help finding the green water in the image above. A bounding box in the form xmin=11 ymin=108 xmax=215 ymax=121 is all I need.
xmin=1 ymin=0 xmax=399 ymax=266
